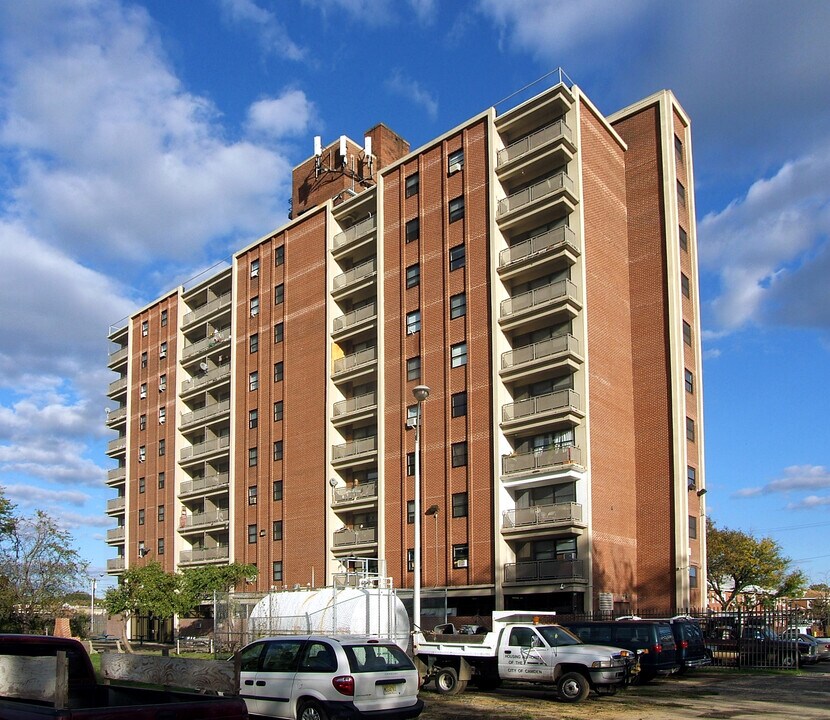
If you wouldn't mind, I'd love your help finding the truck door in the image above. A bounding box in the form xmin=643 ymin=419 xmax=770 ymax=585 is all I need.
xmin=498 ymin=627 xmax=554 ymax=682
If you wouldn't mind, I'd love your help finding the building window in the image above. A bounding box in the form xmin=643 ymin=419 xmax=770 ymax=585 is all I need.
xmin=681 ymin=273 xmax=690 ymax=299
xmin=141 ymin=320 xmax=148 ymax=336
xmin=407 ymin=500 xmax=415 ymax=524
xmin=158 ymin=472 xmax=165 ymax=489
xmin=250 ymin=333 xmax=259 ymax=353
xmin=141 ymin=351 xmax=147 ymax=368
xmin=139 ymin=414 xmax=147 ymax=431
xmin=275 ymin=245 xmax=284 ymax=266
xmin=451 ymin=391 xmax=467 ymax=418
xmin=249 ymin=409 xmax=258 ymax=429
xmin=448 ymin=148 xmax=464 ymax=173
xmin=687 ymin=466 xmax=697 ymax=490
xmin=685 ymin=369 xmax=694 ymax=394
xmin=406 ymin=452 xmax=415 ymax=477
xmin=450 ymin=293 xmax=466 ymax=319
xmin=273 ymin=520 xmax=283 ymax=541
xmin=274 ymin=401 xmax=283 ymax=422
xmin=158 ymin=407 xmax=166 ymax=424
xmin=450 ymin=342 xmax=467 ymax=368
xmin=274 ymin=322 xmax=284 ymax=343
xmin=273 ymin=440 xmax=283 ymax=461
xmin=248 ymin=524 xmax=257 ymax=544
xmin=249 ymin=447 xmax=258 ymax=467
xmin=406 ymin=356 xmax=421 ymax=381
xmin=158 ymin=439 xmax=165 ymax=456
xmin=449 ymin=244 xmax=465 ymax=271
xmin=405 ymin=172 xmax=419 ymax=197
xmin=274 ymin=362 xmax=284 ymax=382
xmin=405 ymin=218 xmax=419 ymax=243
xmin=157 ymin=538 xmax=165 ymax=555
xmin=248 ymin=486 xmax=258 ymax=505
xmin=683 ymin=321 xmax=692 ymax=346
xmin=157 ymin=505 xmax=165 ymax=522
xmin=406 ymin=263 xmax=420 ymax=288
xmin=689 ymin=565 xmax=698 ymax=589
xmin=452 ymin=492 xmax=468 ymax=518
xmin=406 ymin=310 xmax=421 ymax=335
xmin=686 ymin=417 xmax=695 ymax=442
xmin=406 ymin=549 xmax=414 ymax=572
xmin=677 ymin=180 xmax=686 ymax=207
xmin=251 ymin=259 xmax=260 ymax=278
xmin=274 ymin=283 xmax=284 ymax=305
xmin=159 ymin=341 xmax=167 ymax=359
xmin=273 ymin=480 xmax=283 ymax=501
xmin=250 ymin=296 xmax=259 ymax=317
xmin=675 ymin=134 xmax=683 ymax=163
xmin=159 ymin=374 xmax=167 ymax=392
xmin=679 ymin=226 xmax=688 ymax=252
xmin=449 ymin=196 xmax=465 ymax=223
xmin=138 ymin=446 xmax=146 ymax=462
xmin=138 ymin=509 xmax=145 ymax=526
xmin=161 ymin=309 xmax=168 ymax=327
xmin=406 ymin=405 xmax=418 ymax=425
xmin=689 ymin=515 xmax=697 ymax=539
xmin=249 ymin=371 xmax=259 ymax=391
xmin=451 ymin=441 xmax=468 ymax=467
xmin=273 ymin=561 xmax=283 ymax=582
xmin=452 ymin=544 xmax=469 ymax=569
xmin=138 ymin=477 xmax=145 ymax=494
xmin=140 ymin=383 xmax=147 ymax=399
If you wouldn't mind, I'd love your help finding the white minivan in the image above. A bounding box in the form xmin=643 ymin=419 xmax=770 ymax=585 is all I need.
xmin=238 ymin=635 xmax=424 ymax=720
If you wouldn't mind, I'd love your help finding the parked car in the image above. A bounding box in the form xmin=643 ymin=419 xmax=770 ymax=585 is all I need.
xmin=780 ymin=628 xmax=830 ymax=661
xmin=238 ymin=635 xmax=424 ymax=720
xmin=666 ymin=616 xmax=712 ymax=671
xmin=558 ymin=620 xmax=678 ymax=682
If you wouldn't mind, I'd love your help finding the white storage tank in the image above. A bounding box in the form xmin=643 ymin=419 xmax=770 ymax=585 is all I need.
xmin=248 ymin=586 xmax=410 ymax=649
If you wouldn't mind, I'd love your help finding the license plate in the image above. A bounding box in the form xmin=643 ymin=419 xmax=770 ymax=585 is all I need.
xmin=383 ymin=684 xmax=401 ymax=695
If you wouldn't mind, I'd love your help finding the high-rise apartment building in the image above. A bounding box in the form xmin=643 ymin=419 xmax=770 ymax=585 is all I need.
xmin=105 ymin=74 xmax=706 ymax=614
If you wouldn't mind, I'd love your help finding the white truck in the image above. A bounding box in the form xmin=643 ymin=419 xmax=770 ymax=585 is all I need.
xmin=413 ymin=611 xmax=636 ymax=703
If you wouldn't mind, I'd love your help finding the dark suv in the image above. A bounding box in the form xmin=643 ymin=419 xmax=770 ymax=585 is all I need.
xmin=666 ymin=617 xmax=711 ymax=671
xmin=560 ymin=620 xmax=678 ymax=682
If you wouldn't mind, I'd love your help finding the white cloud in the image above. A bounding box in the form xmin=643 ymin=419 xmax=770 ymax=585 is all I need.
xmin=385 ymin=70 xmax=438 ymax=120
xmin=4 ymin=484 xmax=91 ymax=508
xmin=218 ymin=0 xmax=305 ymax=60
xmin=408 ymin=0 xmax=436 ymax=24
xmin=246 ymin=90 xmax=316 ymax=139
xmin=302 ymin=0 xmax=394 ymax=26
xmin=734 ymin=465 xmax=830 ymax=499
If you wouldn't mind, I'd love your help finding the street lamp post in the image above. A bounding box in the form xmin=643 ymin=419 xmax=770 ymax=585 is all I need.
xmin=412 ymin=384 xmax=430 ymax=631
xmin=89 ymin=576 xmax=99 ymax=637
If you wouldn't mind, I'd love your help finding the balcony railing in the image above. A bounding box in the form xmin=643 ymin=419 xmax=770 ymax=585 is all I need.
xmin=181 ymin=364 xmax=231 ymax=394
xmin=180 ymin=435 xmax=230 ymax=461
xmin=108 ymin=346 xmax=129 ymax=366
xmin=181 ymin=509 xmax=229 ymax=530
xmin=504 ymin=558 xmax=586 ymax=584
xmin=108 ymin=377 xmax=127 ymax=395
xmin=333 ymin=258 xmax=376 ymax=292
xmin=182 ymin=292 xmax=231 ymax=327
xmin=498 ymin=172 xmax=575 ymax=217
xmin=502 ymin=334 xmax=580 ymax=372
xmin=502 ymin=445 xmax=582 ymax=475
xmin=333 ymin=481 xmax=378 ymax=505
xmin=333 ymin=392 xmax=377 ymax=418
xmin=333 ymin=303 xmax=376 ymax=334
xmin=332 ymin=347 xmax=376 ymax=377
xmin=500 ymin=279 xmax=579 ymax=320
xmin=179 ymin=546 xmax=230 ymax=564
xmin=179 ymin=473 xmax=230 ymax=497
xmin=106 ymin=497 xmax=126 ymax=513
xmin=333 ymin=527 xmax=377 ymax=547
xmin=332 ymin=436 xmax=377 ymax=462
xmin=497 ymin=119 xmax=573 ymax=167
xmin=333 ymin=215 xmax=376 ymax=251
xmin=499 ymin=226 xmax=578 ymax=269
xmin=107 ymin=437 xmax=127 ymax=454
xmin=106 ymin=527 xmax=125 ymax=542
xmin=182 ymin=331 xmax=230 ymax=361
xmin=106 ymin=407 xmax=127 ymax=425
xmin=107 ymin=557 xmax=125 ymax=572
xmin=180 ymin=400 xmax=231 ymax=428
xmin=107 ymin=467 xmax=126 ymax=484
xmin=502 ymin=389 xmax=581 ymax=424
xmin=502 ymin=502 xmax=583 ymax=530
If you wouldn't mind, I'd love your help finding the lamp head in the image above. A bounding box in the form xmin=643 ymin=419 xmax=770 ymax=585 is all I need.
xmin=412 ymin=385 xmax=431 ymax=402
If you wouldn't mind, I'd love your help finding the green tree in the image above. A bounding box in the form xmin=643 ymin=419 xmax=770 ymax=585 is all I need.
xmin=0 ymin=510 xmax=89 ymax=633
xmin=809 ymin=583 xmax=830 ymax=631
xmin=179 ymin=563 xmax=258 ymax=610
xmin=707 ymin=523 xmax=807 ymax=610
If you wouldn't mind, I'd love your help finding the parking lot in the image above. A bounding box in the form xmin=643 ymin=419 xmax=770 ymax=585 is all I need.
xmin=420 ymin=664 xmax=830 ymax=719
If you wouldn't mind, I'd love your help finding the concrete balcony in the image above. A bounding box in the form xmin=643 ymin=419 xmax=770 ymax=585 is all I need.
xmin=107 ymin=346 xmax=129 ymax=369
xmin=497 ymin=119 xmax=576 ymax=185
xmin=106 ymin=497 xmax=126 ymax=514
xmin=332 ymin=526 xmax=377 ymax=548
xmin=332 ymin=437 xmax=377 ymax=468
xmin=332 ymin=215 xmax=376 ymax=258
xmin=332 ymin=302 xmax=377 ymax=341
xmin=106 ymin=437 xmax=127 ymax=456
xmin=332 ymin=347 xmax=377 ymax=383
xmin=499 ymin=278 xmax=581 ymax=332
xmin=179 ymin=546 xmax=230 ymax=565
xmin=105 ymin=406 xmax=127 ymax=427
xmin=181 ymin=364 xmax=231 ymax=394
xmin=179 ymin=509 xmax=229 ymax=532
xmin=107 ymin=557 xmax=125 ymax=573
xmin=182 ymin=332 xmax=230 ymax=362
xmin=107 ymin=467 xmax=126 ymax=486
xmin=178 ymin=473 xmax=230 ymax=498
xmin=495 ymin=81 xmax=574 ymax=144
xmin=180 ymin=400 xmax=231 ymax=430
xmin=501 ymin=445 xmax=583 ymax=477
xmin=180 ymin=435 xmax=230 ymax=463
xmin=503 ymin=558 xmax=587 ymax=585
xmin=332 ymin=392 xmax=377 ymax=426
xmin=106 ymin=527 xmax=125 ymax=544
xmin=182 ymin=291 xmax=231 ymax=328
xmin=108 ymin=319 xmax=129 ymax=342
xmin=498 ymin=226 xmax=579 ymax=282
xmin=502 ymin=502 xmax=586 ymax=538
xmin=501 ymin=334 xmax=582 ymax=384
xmin=501 ymin=389 xmax=584 ymax=435
xmin=332 ymin=481 xmax=378 ymax=507
xmin=332 ymin=258 xmax=376 ymax=301
xmin=107 ymin=377 xmax=128 ymax=398
xmin=497 ymin=172 xmax=578 ymax=234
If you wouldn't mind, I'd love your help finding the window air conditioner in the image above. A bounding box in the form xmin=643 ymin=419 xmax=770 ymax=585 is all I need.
xmin=251 ymin=268 xmax=259 ymax=278
xmin=251 ymin=308 xmax=259 ymax=317
xmin=562 ymin=552 xmax=577 ymax=561
xmin=159 ymin=350 xmax=166 ymax=358
xmin=449 ymin=161 xmax=463 ymax=174
xmin=456 ymin=559 xmax=468 ymax=568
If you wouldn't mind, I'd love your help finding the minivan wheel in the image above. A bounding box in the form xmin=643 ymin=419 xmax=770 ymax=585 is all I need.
xmin=557 ymin=671 xmax=590 ymax=703
xmin=298 ymin=699 xmax=329 ymax=720
xmin=435 ymin=666 xmax=465 ymax=695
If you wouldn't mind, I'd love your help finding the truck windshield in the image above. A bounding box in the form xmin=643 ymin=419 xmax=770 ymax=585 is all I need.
xmin=537 ymin=626 xmax=582 ymax=647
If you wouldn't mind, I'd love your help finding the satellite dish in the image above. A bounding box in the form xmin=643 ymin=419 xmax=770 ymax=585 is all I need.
xmin=199 ymin=361 xmax=209 ymax=373
xmin=329 ymin=477 xmax=338 ymax=487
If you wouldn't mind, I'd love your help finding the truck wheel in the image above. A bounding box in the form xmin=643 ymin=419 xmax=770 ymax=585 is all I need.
xmin=435 ymin=666 xmax=465 ymax=695
xmin=557 ymin=671 xmax=590 ymax=703
xmin=298 ymin=699 xmax=329 ymax=720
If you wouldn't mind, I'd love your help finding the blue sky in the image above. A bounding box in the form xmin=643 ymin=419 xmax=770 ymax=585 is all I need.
xmin=0 ymin=0 xmax=828 ymax=593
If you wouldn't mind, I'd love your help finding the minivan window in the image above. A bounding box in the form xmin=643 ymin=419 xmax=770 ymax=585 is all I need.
xmin=240 ymin=642 xmax=265 ymax=672
xmin=345 ymin=643 xmax=414 ymax=673
xmin=262 ymin=639 xmax=304 ymax=672
xmin=299 ymin=642 xmax=337 ymax=673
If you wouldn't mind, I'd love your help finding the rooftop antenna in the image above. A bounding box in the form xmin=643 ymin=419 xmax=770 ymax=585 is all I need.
xmin=364 ymin=136 xmax=373 ymax=176
xmin=339 ymin=135 xmax=347 ymax=166
xmin=314 ymin=135 xmax=322 ymax=177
